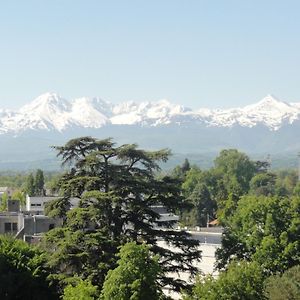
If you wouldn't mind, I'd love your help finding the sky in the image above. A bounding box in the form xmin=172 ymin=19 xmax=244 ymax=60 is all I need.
xmin=0 ymin=0 xmax=300 ymax=109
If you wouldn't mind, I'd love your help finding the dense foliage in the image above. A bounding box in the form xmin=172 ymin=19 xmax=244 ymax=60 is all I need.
xmin=264 ymin=265 xmax=300 ymax=299
xmin=63 ymin=278 xmax=98 ymax=300
xmin=0 ymin=236 xmax=58 ymax=300
xmin=184 ymin=261 xmax=265 ymax=300
xmin=177 ymin=150 xmax=300 ymax=228
xmin=1 ymin=144 xmax=300 ymax=299
xmin=216 ymin=195 xmax=300 ymax=273
xmin=43 ymin=137 xmax=200 ymax=294
xmin=170 ymin=150 xmax=300 ymax=299
xmin=101 ymin=242 xmax=165 ymax=300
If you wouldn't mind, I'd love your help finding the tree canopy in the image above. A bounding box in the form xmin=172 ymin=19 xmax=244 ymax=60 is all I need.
xmin=43 ymin=137 xmax=201 ymax=292
xmin=264 ymin=265 xmax=300 ymax=300
xmin=101 ymin=242 xmax=166 ymax=300
xmin=0 ymin=235 xmax=58 ymax=300
xmin=216 ymin=195 xmax=300 ymax=274
xmin=184 ymin=261 xmax=265 ymax=300
xmin=63 ymin=278 xmax=98 ymax=300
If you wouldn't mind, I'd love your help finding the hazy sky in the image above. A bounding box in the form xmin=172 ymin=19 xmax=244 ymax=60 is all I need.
xmin=0 ymin=1 xmax=300 ymax=109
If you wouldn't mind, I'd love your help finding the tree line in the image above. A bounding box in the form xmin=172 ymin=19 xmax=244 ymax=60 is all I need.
xmin=0 ymin=139 xmax=299 ymax=299
xmin=171 ymin=150 xmax=300 ymax=299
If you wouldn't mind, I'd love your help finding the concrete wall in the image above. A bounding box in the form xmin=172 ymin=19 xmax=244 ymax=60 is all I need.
xmin=26 ymin=196 xmax=59 ymax=213
xmin=7 ymin=199 xmax=20 ymax=212
xmin=23 ymin=215 xmax=62 ymax=235
xmin=0 ymin=213 xmax=22 ymax=234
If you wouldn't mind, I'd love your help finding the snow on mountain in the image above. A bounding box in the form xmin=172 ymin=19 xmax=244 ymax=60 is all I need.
xmin=0 ymin=109 xmax=11 ymax=117
xmin=193 ymin=95 xmax=300 ymax=130
xmin=1 ymin=93 xmax=112 ymax=132
xmin=17 ymin=93 xmax=72 ymax=131
xmin=70 ymin=97 xmax=110 ymax=128
xmin=240 ymin=95 xmax=300 ymax=129
xmin=111 ymin=99 xmax=190 ymax=126
xmin=0 ymin=93 xmax=300 ymax=134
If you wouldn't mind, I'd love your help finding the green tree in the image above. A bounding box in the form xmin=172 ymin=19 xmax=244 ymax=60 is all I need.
xmin=0 ymin=235 xmax=58 ymax=300
xmin=181 ymin=168 xmax=223 ymax=227
xmin=216 ymin=195 xmax=300 ymax=274
xmin=43 ymin=137 xmax=200 ymax=291
xmin=63 ymin=278 xmax=98 ymax=300
xmin=35 ymin=169 xmax=45 ymax=196
xmin=214 ymin=149 xmax=257 ymax=198
xmin=264 ymin=265 xmax=300 ymax=300
xmin=44 ymin=195 xmax=72 ymax=219
xmin=0 ymin=191 xmax=8 ymax=211
xmin=293 ymin=182 xmax=300 ymax=197
xmin=210 ymin=149 xmax=261 ymax=222
xmin=171 ymin=158 xmax=191 ymax=180
xmin=183 ymin=183 xmax=215 ymax=227
xmin=24 ymin=173 xmax=35 ymax=196
xmin=42 ymin=218 xmax=117 ymax=289
xmin=182 ymin=167 xmax=202 ymax=195
xmin=184 ymin=261 xmax=265 ymax=300
xmin=12 ymin=189 xmax=26 ymax=205
xmin=45 ymin=174 xmax=62 ymax=195
xmin=181 ymin=158 xmax=191 ymax=174
xmin=0 ymin=172 xmax=28 ymax=189
xmin=276 ymin=170 xmax=298 ymax=196
xmin=249 ymin=172 xmax=276 ymax=196
xmin=101 ymin=242 xmax=165 ymax=300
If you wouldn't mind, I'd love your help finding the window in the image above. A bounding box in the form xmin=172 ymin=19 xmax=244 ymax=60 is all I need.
xmin=4 ymin=222 xmax=18 ymax=233
xmin=4 ymin=223 xmax=11 ymax=233
xmin=12 ymin=223 xmax=17 ymax=231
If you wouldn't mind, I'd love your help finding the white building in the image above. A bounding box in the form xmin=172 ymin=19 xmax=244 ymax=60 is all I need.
xmin=25 ymin=196 xmax=58 ymax=214
xmin=0 ymin=199 xmax=62 ymax=242
xmin=25 ymin=195 xmax=80 ymax=214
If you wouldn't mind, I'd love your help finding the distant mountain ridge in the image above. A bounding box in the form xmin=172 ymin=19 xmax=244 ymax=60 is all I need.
xmin=1 ymin=92 xmax=300 ymax=171
xmin=1 ymin=93 xmax=300 ymax=133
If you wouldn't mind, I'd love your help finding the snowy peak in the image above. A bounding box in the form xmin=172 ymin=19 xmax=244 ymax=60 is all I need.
xmin=3 ymin=93 xmax=111 ymax=132
xmin=1 ymin=93 xmax=300 ymax=134
xmin=111 ymin=99 xmax=190 ymax=125
xmin=237 ymin=95 xmax=299 ymax=130
xmin=256 ymin=94 xmax=283 ymax=105
xmin=244 ymin=94 xmax=292 ymax=112
xmin=17 ymin=93 xmax=72 ymax=131
xmin=20 ymin=93 xmax=71 ymax=114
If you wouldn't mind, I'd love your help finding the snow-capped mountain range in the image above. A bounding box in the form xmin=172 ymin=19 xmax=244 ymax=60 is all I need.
xmin=0 ymin=93 xmax=299 ymax=134
xmin=2 ymin=92 xmax=300 ymax=170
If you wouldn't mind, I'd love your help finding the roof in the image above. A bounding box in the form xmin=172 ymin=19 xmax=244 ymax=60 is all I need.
xmin=208 ymin=219 xmax=219 ymax=226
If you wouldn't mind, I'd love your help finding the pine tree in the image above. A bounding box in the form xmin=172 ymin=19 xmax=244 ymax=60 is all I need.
xmin=181 ymin=158 xmax=191 ymax=174
xmin=43 ymin=137 xmax=201 ymax=291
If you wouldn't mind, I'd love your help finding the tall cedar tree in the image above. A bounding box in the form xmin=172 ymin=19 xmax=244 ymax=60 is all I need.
xmin=43 ymin=137 xmax=200 ymax=291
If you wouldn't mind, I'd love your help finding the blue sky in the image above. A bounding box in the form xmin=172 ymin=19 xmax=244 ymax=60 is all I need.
xmin=0 ymin=0 xmax=299 ymax=109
